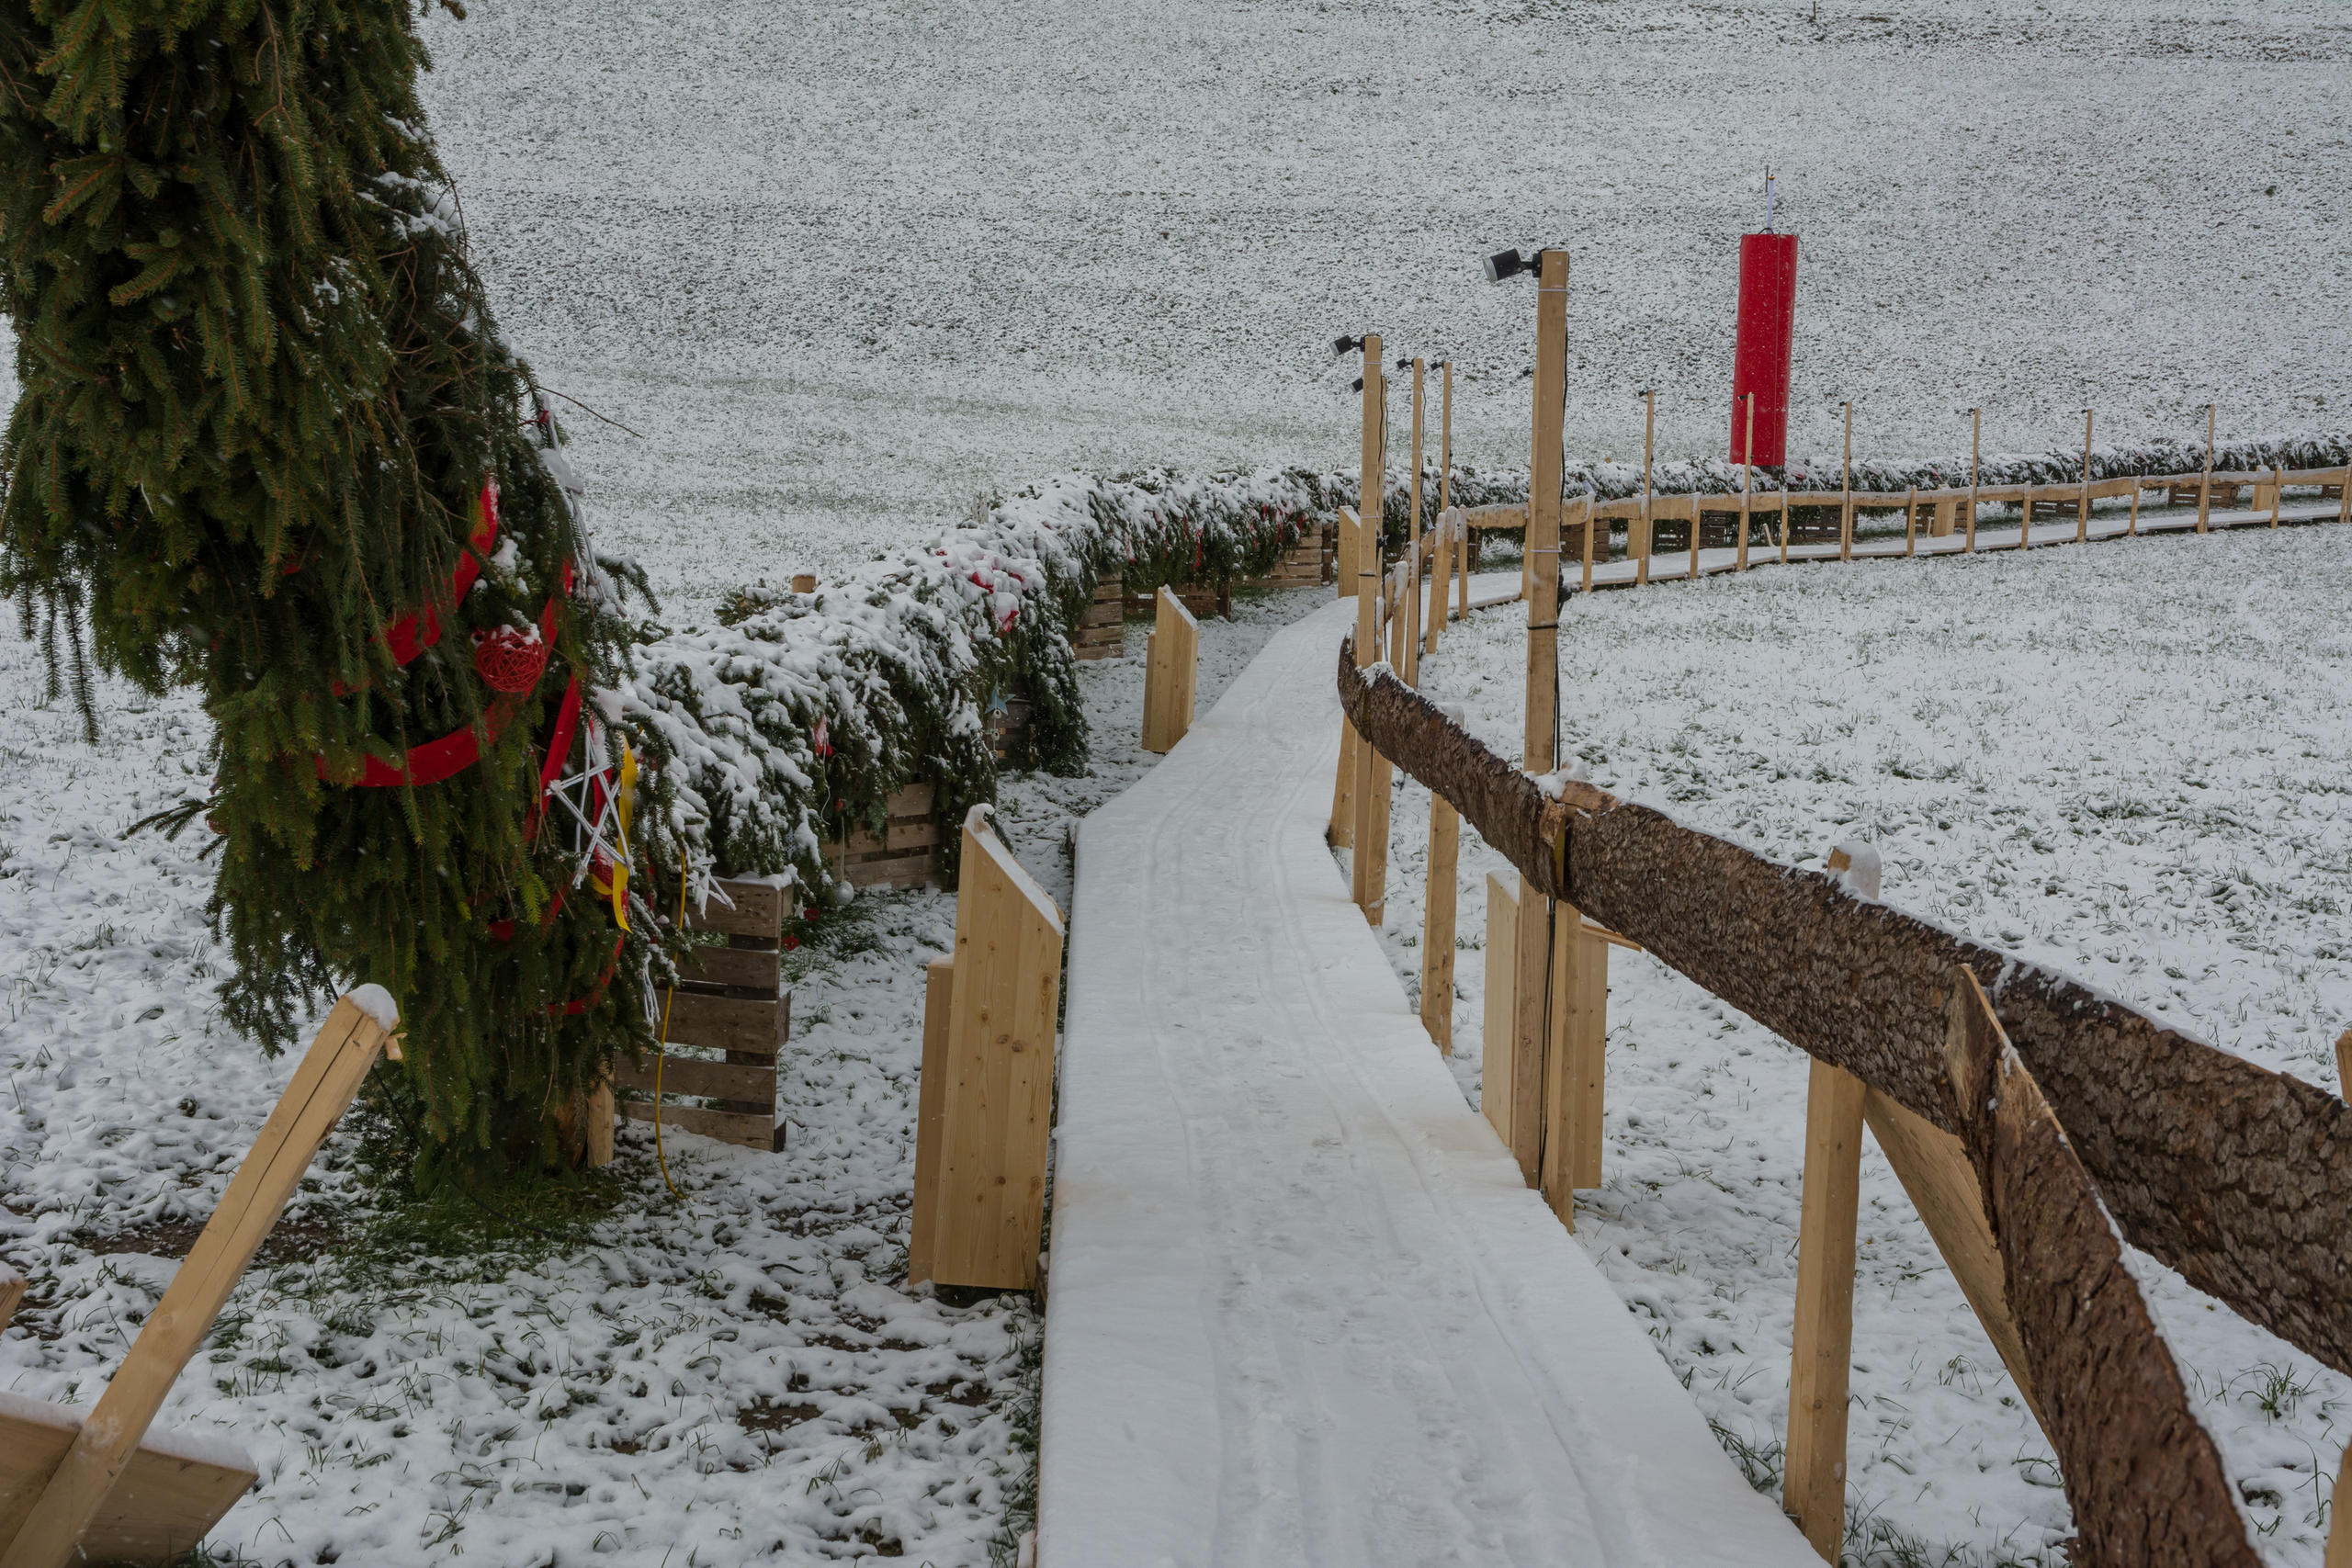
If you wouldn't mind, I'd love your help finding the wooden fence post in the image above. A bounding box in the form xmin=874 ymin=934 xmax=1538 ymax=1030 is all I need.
xmin=1140 ymin=586 xmax=1198 ymax=753
xmin=1351 ymin=341 xmax=1392 ymax=925
xmin=1481 ymin=874 xmax=1520 ymax=1145
xmin=1904 ymin=485 xmax=1917 ymax=557
xmin=1738 ymin=392 xmax=1757 ymax=570
xmin=1838 ymin=400 xmax=1855 ymax=562
xmin=1965 ymin=407 xmax=1981 ymax=553
xmin=2271 ymin=463 xmax=2285 ymax=528
xmin=1440 ymin=359 xmax=1457 ymax=622
xmin=1634 ymin=389 xmax=1656 ymax=586
xmin=2018 ymin=481 xmax=2034 ymax=551
xmin=1783 ymin=842 xmax=1878 ymax=1562
xmin=1510 ymin=251 xmax=1571 ymax=1186
xmin=1403 ymin=357 xmax=1425 ymax=682
xmin=1539 ymin=902 xmax=1612 ymax=1227
xmin=1427 ymin=508 xmax=1455 ymax=656
xmin=1785 ymin=1056 xmax=1865 ymax=1562
xmin=2 ymin=997 xmax=393 ymax=1568
xmin=911 ymin=808 xmax=1064 ymax=1292
xmin=1329 ymin=719 xmax=1358 ymax=847
xmin=1419 ymin=784 xmax=1460 ymax=1054
xmin=2075 ymin=410 xmax=2094 ymax=544
xmin=2199 ymin=404 xmax=2216 ymax=534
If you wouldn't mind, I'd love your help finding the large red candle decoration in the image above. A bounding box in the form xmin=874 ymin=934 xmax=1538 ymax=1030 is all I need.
xmin=1730 ymin=231 xmax=1799 ymax=466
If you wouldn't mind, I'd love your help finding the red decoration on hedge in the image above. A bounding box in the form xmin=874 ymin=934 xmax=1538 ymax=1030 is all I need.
xmin=473 ymin=625 xmax=551 ymax=694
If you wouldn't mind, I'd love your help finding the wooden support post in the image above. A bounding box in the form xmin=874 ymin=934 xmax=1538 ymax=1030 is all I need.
xmin=2199 ymin=403 xmax=2216 ymax=534
xmin=1402 ymin=357 xmax=1425 ymax=682
xmin=1336 ymin=506 xmax=1363 ymax=601
xmin=1419 ymin=791 xmax=1460 ymax=1053
xmin=2271 ymin=463 xmax=2285 ymax=528
xmin=1634 ymin=389 xmax=1656 ymax=585
xmin=1510 ymin=250 xmax=1571 ymax=1187
xmin=1351 ymin=339 xmax=1390 ymax=925
xmin=1965 ymin=407 xmax=1981 ymax=553
xmin=1784 ymin=1055 xmax=1865 ymax=1562
xmin=1780 ymin=470 xmax=1792 ymax=565
xmin=1686 ymin=494 xmax=1702 ymax=581
xmin=1738 ymin=393 xmax=1756 ymax=570
xmin=2127 ymin=482 xmax=2141 ymax=536
xmin=2335 ymin=1028 xmax=2352 ymax=1097
xmin=2331 ymin=1458 xmax=2352 ymax=1568
xmin=2 ymin=996 xmax=393 ymax=1568
xmin=1838 ymin=400 xmax=1854 ymax=562
xmin=1904 ymin=485 xmax=1917 ymax=557
xmin=906 ymin=956 xmax=956 ymax=1285
xmin=1481 ymin=874 xmax=1519 ymax=1145
xmin=2340 ymin=463 xmax=2352 ymax=526
xmin=2018 ymin=482 xmax=2033 ymax=551
xmin=1139 ymin=586 xmax=1198 ymax=753
xmin=917 ymin=809 xmax=1063 ymax=1292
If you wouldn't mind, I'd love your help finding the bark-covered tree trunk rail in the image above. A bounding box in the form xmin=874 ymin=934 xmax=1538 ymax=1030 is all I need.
xmin=1942 ymin=966 xmax=2261 ymax=1567
xmin=1336 ymin=636 xmax=2352 ymax=1384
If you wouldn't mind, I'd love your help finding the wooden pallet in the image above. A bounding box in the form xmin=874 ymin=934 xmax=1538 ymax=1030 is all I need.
xmin=617 ymin=877 xmax=791 ymax=1151
xmin=1128 ymin=583 xmax=1227 ymax=620
xmin=1072 ymin=577 xmax=1124 ymax=661
xmin=2165 ymin=480 xmax=2248 ymax=508
xmin=819 ymin=781 xmax=943 ymax=889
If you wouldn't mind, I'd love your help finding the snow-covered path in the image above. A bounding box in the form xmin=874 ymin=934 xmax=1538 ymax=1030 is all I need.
xmin=1038 ymin=597 xmax=1818 ymax=1567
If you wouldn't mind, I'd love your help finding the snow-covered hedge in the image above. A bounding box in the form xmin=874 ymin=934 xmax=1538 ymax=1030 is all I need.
xmin=623 ymin=468 xmax=1329 ymax=888
xmin=1453 ymin=429 xmax=2352 ymax=513
xmin=621 ymin=428 xmax=2346 ymax=894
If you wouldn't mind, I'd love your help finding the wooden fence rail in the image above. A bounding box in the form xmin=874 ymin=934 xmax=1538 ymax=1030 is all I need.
xmin=1334 ymin=640 xmax=2352 ymax=1562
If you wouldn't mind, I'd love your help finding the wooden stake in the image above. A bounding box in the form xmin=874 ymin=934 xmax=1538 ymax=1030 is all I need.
xmin=2077 ymin=408 xmax=2095 ymax=544
xmin=1577 ymin=493 xmax=1597 ymax=594
xmin=1442 ymin=361 xmax=1463 ymax=623
xmin=2335 ymin=1029 xmax=2352 ymax=1098
xmin=1403 ymin=357 xmax=1425 ymax=682
xmin=2128 ymin=482 xmax=2141 ymax=536
xmin=1687 ymin=492 xmax=1702 ymax=581
xmin=1838 ymin=400 xmax=1854 ymax=562
xmin=1905 ymin=485 xmax=1917 ymax=557
xmin=1738 ymin=393 xmax=1756 ymax=571
xmin=1780 ymin=468 xmax=1792 ymax=565
xmin=3 ymin=997 xmax=391 ymax=1568
xmin=2199 ymin=403 xmax=2216 ymax=534
xmin=2272 ymin=463 xmax=2285 ymax=528
xmin=1511 ymin=251 xmax=1571 ymax=1186
xmin=2330 ymin=1456 xmax=2352 ymax=1568
xmin=583 ymin=1080 xmax=615 ymax=1168
xmin=1419 ymin=792 xmax=1460 ymax=1053
xmin=1539 ymin=907 xmax=1578 ymax=1229
xmin=1784 ymin=1054 xmax=1865 ymax=1562
xmin=1965 ymin=407 xmax=1981 ymax=553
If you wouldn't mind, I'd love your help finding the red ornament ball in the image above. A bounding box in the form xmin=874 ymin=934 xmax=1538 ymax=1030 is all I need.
xmin=472 ymin=626 xmax=551 ymax=694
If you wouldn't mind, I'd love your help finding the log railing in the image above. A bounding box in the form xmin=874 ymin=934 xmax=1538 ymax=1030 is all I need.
xmin=1336 ymin=643 xmax=2341 ymax=1566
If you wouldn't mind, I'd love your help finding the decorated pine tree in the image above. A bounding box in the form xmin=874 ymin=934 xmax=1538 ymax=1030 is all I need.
xmin=0 ymin=0 xmax=658 ymax=1175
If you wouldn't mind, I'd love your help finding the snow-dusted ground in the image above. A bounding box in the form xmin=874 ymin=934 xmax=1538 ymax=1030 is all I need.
xmin=336 ymin=0 xmax=2352 ymax=611
xmin=1045 ymin=592 xmax=1820 ymax=1568
xmin=1368 ymin=521 xmax=2352 ymax=1565
xmin=0 ymin=588 xmax=1314 ymax=1567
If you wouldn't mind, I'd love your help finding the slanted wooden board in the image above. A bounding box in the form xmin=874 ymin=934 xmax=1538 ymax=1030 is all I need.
xmin=1140 ymin=587 xmax=1199 ymax=753
xmin=0 ymin=996 xmax=390 ymax=1568
xmin=907 ymin=957 xmax=957 ymax=1283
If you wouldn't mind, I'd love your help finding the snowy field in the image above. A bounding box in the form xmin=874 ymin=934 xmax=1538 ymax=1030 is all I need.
xmin=161 ymin=0 xmax=2339 ymax=611
xmin=1369 ymin=521 xmax=2352 ymax=1564
xmin=0 ymin=590 xmax=1316 ymax=1568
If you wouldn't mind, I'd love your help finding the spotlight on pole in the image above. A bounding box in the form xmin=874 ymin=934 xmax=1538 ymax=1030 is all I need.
xmin=1482 ymin=248 xmax=1535 ymax=284
xmin=1332 ymin=333 xmax=1366 ymax=358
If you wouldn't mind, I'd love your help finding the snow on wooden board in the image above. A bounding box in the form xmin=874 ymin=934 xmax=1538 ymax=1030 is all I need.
xmin=1040 ymin=596 xmax=1818 ymax=1567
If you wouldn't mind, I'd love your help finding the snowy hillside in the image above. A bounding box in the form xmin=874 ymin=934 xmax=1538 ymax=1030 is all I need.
xmin=384 ymin=0 xmax=2350 ymax=605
